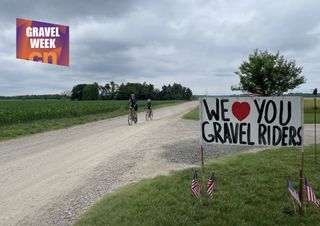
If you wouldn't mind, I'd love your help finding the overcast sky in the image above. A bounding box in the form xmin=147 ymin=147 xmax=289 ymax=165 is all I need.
xmin=0 ymin=0 xmax=319 ymax=96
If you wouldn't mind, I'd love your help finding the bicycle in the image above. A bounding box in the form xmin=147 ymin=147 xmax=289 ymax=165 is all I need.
xmin=128 ymin=107 xmax=138 ymax=125
xmin=145 ymin=108 xmax=153 ymax=120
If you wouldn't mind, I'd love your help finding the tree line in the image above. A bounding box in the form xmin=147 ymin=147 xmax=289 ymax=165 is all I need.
xmin=0 ymin=94 xmax=69 ymax=100
xmin=71 ymin=82 xmax=193 ymax=101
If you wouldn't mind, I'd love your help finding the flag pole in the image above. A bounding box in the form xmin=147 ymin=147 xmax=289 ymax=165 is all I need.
xmin=299 ymin=97 xmax=305 ymax=215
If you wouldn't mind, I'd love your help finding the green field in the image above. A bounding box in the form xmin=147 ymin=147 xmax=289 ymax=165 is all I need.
xmin=304 ymin=98 xmax=320 ymax=123
xmin=75 ymin=145 xmax=320 ymax=226
xmin=183 ymin=98 xmax=320 ymax=123
xmin=0 ymin=100 xmax=184 ymax=140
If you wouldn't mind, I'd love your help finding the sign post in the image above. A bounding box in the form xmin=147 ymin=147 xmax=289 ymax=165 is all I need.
xmin=199 ymin=101 xmax=205 ymax=193
xmin=299 ymin=97 xmax=304 ymax=214
xmin=313 ymin=88 xmax=317 ymax=168
xmin=314 ymin=97 xmax=317 ymax=167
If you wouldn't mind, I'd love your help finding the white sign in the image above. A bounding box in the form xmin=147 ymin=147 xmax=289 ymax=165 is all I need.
xmin=200 ymin=96 xmax=303 ymax=146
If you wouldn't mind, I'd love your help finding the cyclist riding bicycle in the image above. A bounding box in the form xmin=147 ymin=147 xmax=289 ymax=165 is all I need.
xmin=146 ymin=99 xmax=152 ymax=112
xmin=129 ymin=93 xmax=138 ymax=114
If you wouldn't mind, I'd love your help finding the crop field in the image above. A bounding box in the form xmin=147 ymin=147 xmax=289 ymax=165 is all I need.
xmin=0 ymin=100 xmax=125 ymax=125
xmin=0 ymin=99 xmax=184 ymax=140
xmin=0 ymin=100 xmax=182 ymax=125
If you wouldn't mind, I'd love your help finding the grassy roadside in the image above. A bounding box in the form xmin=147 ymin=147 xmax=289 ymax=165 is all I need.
xmin=304 ymin=98 xmax=320 ymax=124
xmin=0 ymin=100 xmax=185 ymax=141
xmin=183 ymin=98 xmax=320 ymax=123
xmin=75 ymin=145 xmax=320 ymax=226
xmin=183 ymin=106 xmax=199 ymax=120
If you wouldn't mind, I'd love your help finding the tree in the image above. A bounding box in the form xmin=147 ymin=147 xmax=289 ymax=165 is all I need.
xmin=71 ymin=83 xmax=99 ymax=100
xmin=110 ymin=81 xmax=118 ymax=99
xmin=101 ymin=83 xmax=111 ymax=100
xmin=183 ymin=87 xmax=193 ymax=100
xmin=231 ymin=49 xmax=305 ymax=96
xmin=71 ymin=81 xmax=193 ymax=100
xmin=82 ymin=83 xmax=99 ymax=100
xmin=71 ymin=84 xmax=86 ymax=100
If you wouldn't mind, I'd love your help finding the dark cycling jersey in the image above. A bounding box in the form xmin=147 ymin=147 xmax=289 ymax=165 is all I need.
xmin=129 ymin=98 xmax=138 ymax=111
xmin=146 ymin=101 xmax=152 ymax=109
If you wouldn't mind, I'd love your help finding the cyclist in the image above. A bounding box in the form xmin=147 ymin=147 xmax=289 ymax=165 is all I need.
xmin=129 ymin=94 xmax=138 ymax=119
xmin=146 ymin=99 xmax=152 ymax=114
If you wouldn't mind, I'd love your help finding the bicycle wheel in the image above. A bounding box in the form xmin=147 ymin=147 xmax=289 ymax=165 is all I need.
xmin=150 ymin=110 xmax=153 ymax=120
xmin=128 ymin=111 xmax=133 ymax=126
xmin=146 ymin=110 xmax=150 ymax=120
xmin=134 ymin=112 xmax=138 ymax=124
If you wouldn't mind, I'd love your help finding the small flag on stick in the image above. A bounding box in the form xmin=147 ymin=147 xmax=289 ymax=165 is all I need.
xmin=191 ymin=171 xmax=201 ymax=200
xmin=206 ymin=171 xmax=215 ymax=198
xmin=287 ymin=180 xmax=301 ymax=207
xmin=304 ymin=177 xmax=319 ymax=207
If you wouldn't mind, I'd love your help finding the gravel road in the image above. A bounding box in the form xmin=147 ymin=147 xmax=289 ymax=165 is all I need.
xmin=0 ymin=102 xmax=319 ymax=226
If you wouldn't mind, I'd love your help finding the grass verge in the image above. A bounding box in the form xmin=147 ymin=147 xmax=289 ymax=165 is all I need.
xmin=0 ymin=100 xmax=185 ymax=141
xmin=182 ymin=106 xmax=199 ymax=120
xmin=75 ymin=145 xmax=320 ymax=226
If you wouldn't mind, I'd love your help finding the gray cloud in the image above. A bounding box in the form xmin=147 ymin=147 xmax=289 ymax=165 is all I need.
xmin=0 ymin=0 xmax=320 ymax=95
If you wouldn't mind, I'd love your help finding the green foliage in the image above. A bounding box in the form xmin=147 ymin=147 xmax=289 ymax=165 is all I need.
xmin=81 ymin=81 xmax=193 ymax=101
xmin=0 ymin=100 xmax=185 ymax=140
xmin=71 ymin=83 xmax=100 ymax=100
xmin=0 ymin=100 xmax=125 ymax=125
xmin=232 ymin=49 xmax=305 ymax=96
xmin=75 ymin=145 xmax=320 ymax=226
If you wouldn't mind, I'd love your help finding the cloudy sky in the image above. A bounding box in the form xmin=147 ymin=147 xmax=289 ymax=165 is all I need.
xmin=0 ymin=0 xmax=319 ymax=96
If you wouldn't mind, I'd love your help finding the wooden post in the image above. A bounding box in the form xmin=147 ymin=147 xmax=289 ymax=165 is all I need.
xmin=299 ymin=154 xmax=304 ymax=215
xmin=299 ymin=97 xmax=305 ymax=215
xmin=199 ymin=98 xmax=205 ymax=198
xmin=200 ymin=145 xmax=205 ymax=196
xmin=201 ymin=146 xmax=204 ymax=174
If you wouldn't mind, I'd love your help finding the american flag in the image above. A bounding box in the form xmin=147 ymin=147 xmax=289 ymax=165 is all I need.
xmin=206 ymin=171 xmax=215 ymax=198
xmin=304 ymin=177 xmax=319 ymax=207
xmin=287 ymin=180 xmax=301 ymax=207
xmin=191 ymin=171 xmax=201 ymax=199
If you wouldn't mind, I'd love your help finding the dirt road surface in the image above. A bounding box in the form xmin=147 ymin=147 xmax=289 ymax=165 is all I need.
xmin=0 ymin=102 xmax=319 ymax=226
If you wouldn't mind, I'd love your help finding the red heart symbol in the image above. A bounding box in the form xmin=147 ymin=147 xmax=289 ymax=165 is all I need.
xmin=232 ymin=102 xmax=250 ymax=121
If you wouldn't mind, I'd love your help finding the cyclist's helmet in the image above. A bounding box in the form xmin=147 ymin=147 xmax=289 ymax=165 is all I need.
xmin=131 ymin=93 xmax=135 ymax=98
xmin=147 ymin=99 xmax=151 ymax=102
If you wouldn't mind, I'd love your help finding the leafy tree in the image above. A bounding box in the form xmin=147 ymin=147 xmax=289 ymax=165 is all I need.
xmin=71 ymin=84 xmax=86 ymax=100
xmin=71 ymin=83 xmax=99 ymax=100
xmin=171 ymin=83 xmax=183 ymax=99
xmin=110 ymin=81 xmax=118 ymax=99
xmin=184 ymin=87 xmax=193 ymax=100
xmin=232 ymin=49 xmax=305 ymax=96
xmin=82 ymin=83 xmax=99 ymax=100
